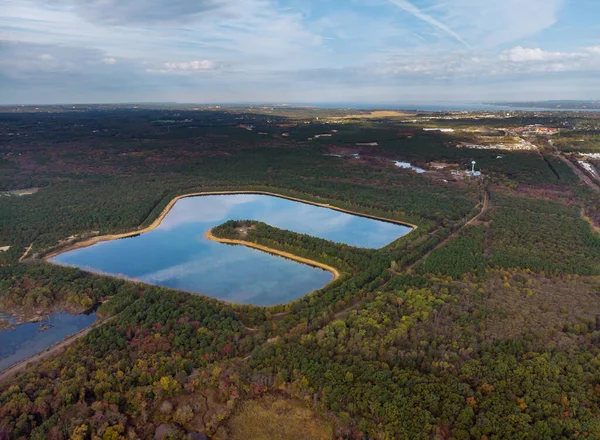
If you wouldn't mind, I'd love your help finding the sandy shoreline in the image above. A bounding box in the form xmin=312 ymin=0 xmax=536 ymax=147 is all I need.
xmin=43 ymin=190 xmax=417 ymax=260
xmin=204 ymin=228 xmax=341 ymax=281
xmin=7 ymin=190 xmax=408 ymax=380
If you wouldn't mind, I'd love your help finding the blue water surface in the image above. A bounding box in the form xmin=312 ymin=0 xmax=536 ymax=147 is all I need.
xmin=51 ymin=194 xmax=411 ymax=305
xmin=0 ymin=312 xmax=97 ymax=371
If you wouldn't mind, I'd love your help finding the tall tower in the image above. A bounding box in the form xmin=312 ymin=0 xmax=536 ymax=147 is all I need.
xmin=471 ymin=161 xmax=476 ymax=174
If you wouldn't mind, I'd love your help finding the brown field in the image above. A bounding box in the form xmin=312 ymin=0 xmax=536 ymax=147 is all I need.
xmin=478 ymin=271 xmax=600 ymax=350
xmin=341 ymin=110 xmax=415 ymax=119
xmin=215 ymin=394 xmax=334 ymax=440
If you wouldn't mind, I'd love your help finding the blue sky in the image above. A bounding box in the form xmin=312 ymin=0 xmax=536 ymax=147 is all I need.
xmin=1 ymin=0 xmax=599 ymax=104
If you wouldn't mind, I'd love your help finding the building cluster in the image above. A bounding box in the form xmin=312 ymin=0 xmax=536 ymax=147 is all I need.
xmin=515 ymin=125 xmax=559 ymax=135
xmin=423 ymin=128 xmax=455 ymax=132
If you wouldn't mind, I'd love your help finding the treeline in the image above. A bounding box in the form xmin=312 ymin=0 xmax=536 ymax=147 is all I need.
xmin=0 ymin=179 xmax=171 ymax=256
xmin=0 ymin=289 xmax=253 ymax=439
xmin=212 ymin=220 xmax=368 ymax=275
xmin=212 ymin=219 xmax=394 ymax=332
xmin=489 ymin=193 xmax=600 ymax=275
xmin=412 ymin=191 xmax=600 ymax=278
xmin=415 ymin=225 xmax=487 ymax=279
xmin=205 ymin=194 xmax=479 ymax=334
xmin=0 ymin=177 xmax=472 ymax=264
xmin=4 ymin=271 xmax=600 ymax=439
xmin=0 ymin=136 xmax=481 ymax=264
xmin=0 ymin=264 xmax=126 ymax=318
xmin=241 ymin=267 xmax=600 ymax=439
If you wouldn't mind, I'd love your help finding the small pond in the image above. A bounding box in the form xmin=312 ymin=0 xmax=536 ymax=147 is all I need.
xmin=0 ymin=312 xmax=97 ymax=371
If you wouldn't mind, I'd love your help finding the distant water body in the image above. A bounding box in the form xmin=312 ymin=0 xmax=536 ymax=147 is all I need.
xmin=51 ymin=194 xmax=411 ymax=306
xmin=303 ymin=102 xmax=600 ymax=112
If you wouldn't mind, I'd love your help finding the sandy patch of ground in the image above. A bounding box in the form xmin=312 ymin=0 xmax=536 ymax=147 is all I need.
xmin=0 ymin=187 xmax=39 ymax=196
xmin=234 ymin=225 xmax=256 ymax=237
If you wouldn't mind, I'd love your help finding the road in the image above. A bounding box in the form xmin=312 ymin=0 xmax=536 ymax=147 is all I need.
xmin=0 ymin=188 xmax=489 ymax=382
xmin=555 ymin=153 xmax=600 ymax=193
xmin=330 ymin=190 xmax=490 ymax=321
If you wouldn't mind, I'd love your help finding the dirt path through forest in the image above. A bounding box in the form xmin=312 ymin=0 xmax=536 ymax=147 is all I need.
xmin=18 ymin=244 xmax=33 ymax=262
xmin=330 ymin=191 xmax=490 ymax=321
xmin=405 ymin=189 xmax=490 ymax=272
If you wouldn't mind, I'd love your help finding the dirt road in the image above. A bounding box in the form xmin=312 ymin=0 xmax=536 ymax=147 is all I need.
xmin=406 ymin=189 xmax=490 ymax=272
xmin=18 ymin=244 xmax=33 ymax=262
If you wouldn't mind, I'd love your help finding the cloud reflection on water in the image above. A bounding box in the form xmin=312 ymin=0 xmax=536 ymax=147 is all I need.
xmin=158 ymin=194 xmax=260 ymax=231
xmin=52 ymin=194 xmax=411 ymax=305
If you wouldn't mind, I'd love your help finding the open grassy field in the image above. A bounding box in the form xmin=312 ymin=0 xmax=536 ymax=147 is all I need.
xmin=216 ymin=394 xmax=334 ymax=440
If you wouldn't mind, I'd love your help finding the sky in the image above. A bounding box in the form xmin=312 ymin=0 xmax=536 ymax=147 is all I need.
xmin=1 ymin=0 xmax=600 ymax=104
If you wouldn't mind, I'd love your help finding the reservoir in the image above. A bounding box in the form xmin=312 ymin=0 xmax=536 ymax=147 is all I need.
xmin=50 ymin=194 xmax=412 ymax=305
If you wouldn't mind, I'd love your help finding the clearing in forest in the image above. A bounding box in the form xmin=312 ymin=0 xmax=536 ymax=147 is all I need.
xmin=215 ymin=394 xmax=334 ymax=440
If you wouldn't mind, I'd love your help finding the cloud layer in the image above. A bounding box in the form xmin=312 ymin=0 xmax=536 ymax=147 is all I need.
xmin=2 ymin=0 xmax=599 ymax=104
xmin=31 ymin=0 xmax=224 ymax=25
xmin=385 ymin=0 xmax=470 ymax=47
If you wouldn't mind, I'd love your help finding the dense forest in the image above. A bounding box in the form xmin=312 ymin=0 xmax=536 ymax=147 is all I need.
xmin=1 ymin=108 xmax=600 ymax=439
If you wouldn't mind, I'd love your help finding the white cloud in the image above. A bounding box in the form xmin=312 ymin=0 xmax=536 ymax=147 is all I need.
xmin=3 ymin=0 xmax=325 ymax=72
xmin=165 ymin=60 xmax=214 ymax=71
xmin=586 ymin=46 xmax=600 ymax=55
xmin=378 ymin=45 xmax=600 ymax=79
xmin=435 ymin=0 xmax=564 ymax=48
xmin=102 ymin=57 xmax=116 ymax=65
xmin=0 ymin=41 xmax=150 ymax=102
xmin=148 ymin=59 xmax=216 ymax=74
xmin=26 ymin=0 xmax=223 ymax=26
xmin=385 ymin=0 xmax=470 ymax=48
xmin=158 ymin=194 xmax=260 ymax=230
xmin=500 ymin=46 xmax=578 ymax=63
